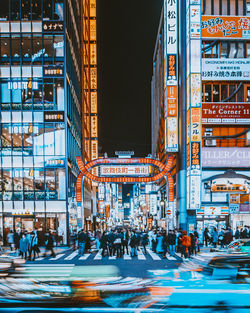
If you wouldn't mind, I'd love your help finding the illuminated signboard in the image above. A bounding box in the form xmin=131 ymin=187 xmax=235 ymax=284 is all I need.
xmin=167 ymin=86 xmax=177 ymax=116
xmin=202 ymin=59 xmax=250 ymax=81
xmin=44 ymin=111 xmax=64 ymax=122
xmin=191 ymin=108 xmax=202 ymax=141
xmin=43 ymin=21 xmax=64 ymax=32
xmin=167 ymin=55 xmax=177 ymax=85
xmin=90 ymin=44 xmax=97 ymax=65
xmin=100 ymin=166 xmax=150 ymax=176
xmin=90 ymin=67 xmax=97 ymax=89
xmin=202 ymin=103 xmax=250 ymax=124
xmin=91 ymin=116 xmax=98 ymax=138
xmin=191 ymin=142 xmax=201 ymax=174
xmin=44 ymin=66 xmax=63 ymax=77
xmin=90 ymin=0 xmax=96 ymax=17
xmin=201 ymin=16 xmax=250 ymax=39
xmin=90 ymin=19 xmax=97 ymax=41
xmin=91 ymin=92 xmax=97 ymax=113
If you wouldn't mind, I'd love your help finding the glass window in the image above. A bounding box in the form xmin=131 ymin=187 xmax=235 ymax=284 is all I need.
xmin=21 ymin=21 xmax=31 ymax=32
xmin=212 ymin=85 xmax=219 ymax=102
xmin=32 ymin=22 xmax=42 ymax=32
xmin=13 ymin=169 xmax=23 ymax=191
xmin=229 ymin=43 xmax=236 ymax=58
xmin=12 ymin=124 xmax=22 ymax=147
xmin=236 ymin=42 xmax=244 ymax=58
xmin=1 ymin=124 xmax=11 ymax=148
xmin=221 ymin=85 xmax=228 ymax=101
xmin=44 ymin=79 xmax=54 ymax=104
xmin=1 ymin=112 xmax=11 ymax=122
xmin=23 ymin=124 xmax=33 ymax=147
xmin=55 ymin=2 xmax=64 ymax=20
xmin=55 ymin=127 xmax=65 ymax=155
xmin=0 ymin=81 xmax=11 ymax=103
xmin=11 ymin=0 xmax=20 ymax=20
xmin=247 ymin=3 xmax=250 ymax=16
xmin=237 ymin=84 xmax=244 ymax=102
xmin=55 ymin=79 xmax=64 ymax=109
xmin=0 ymin=2 xmax=9 ymax=20
xmin=0 ymin=23 xmax=10 ymax=32
xmin=24 ymin=169 xmax=34 ymax=191
xmin=21 ymin=0 xmax=30 ymax=20
xmin=32 ymin=36 xmax=43 ymax=62
xmin=32 ymin=1 xmax=42 ymax=20
xmin=43 ymin=0 xmax=53 ymax=20
xmin=205 ymin=85 xmax=211 ymax=102
xmin=12 ymin=80 xmax=22 ymax=103
xmin=1 ymin=36 xmax=10 ymax=58
xmin=220 ymin=42 xmax=228 ymax=58
xmin=45 ymin=169 xmax=55 ymax=191
xmin=229 ymin=85 xmax=236 ymax=102
xmin=22 ymin=36 xmax=31 ymax=58
xmin=44 ymin=124 xmax=55 ymax=155
xmin=2 ymin=170 xmax=12 ymax=191
xmin=54 ymin=36 xmax=64 ymax=57
xmin=34 ymin=169 xmax=45 ymax=191
xmin=12 ymin=111 xmax=21 ymax=122
xmin=33 ymin=124 xmax=44 ymax=155
xmin=247 ymin=43 xmax=250 ymax=58
xmin=56 ymin=168 xmax=66 ymax=200
xmin=43 ymin=35 xmax=53 ymax=57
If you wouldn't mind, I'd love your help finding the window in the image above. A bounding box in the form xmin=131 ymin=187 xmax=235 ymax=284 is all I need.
xmin=54 ymin=36 xmax=64 ymax=57
xmin=0 ymin=2 xmax=9 ymax=20
xmin=0 ymin=81 xmax=11 ymax=103
xmin=56 ymin=168 xmax=66 ymax=200
xmin=1 ymin=124 xmax=11 ymax=148
xmin=13 ymin=169 xmax=23 ymax=191
xmin=33 ymin=124 xmax=44 ymax=155
xmin=55 ymin=2 xmax=64 ymax=20
xmin=247 ymin=3 xmax=250 ymax=16
xmin=43 ymin=35 xmax=53 ymax=57
xmin=0 ymin=36 xmax=10 ymax=58
xmin=22 ymin=35 xmax=31 ymax=58
xmin=21 ymin=0 xmax=30 ymax=20
xmin=11 ymin=0 xmax=20 ymax=20
xmin=43 ymin=0 xmax=53 ymax=20
xmin=32 ymin=36 xmax=43 ymax=62
xmin=32 ymin=0 xmax=42 ymax=20
xmin=203 ymin=83 xmax=245 ymax=102
xmin=34 ymin=169 xmax=45 ymax=191
xmin=44 ymin=79 xmax=54 ymax=104
xmin=44 ymin=124 xmax=55 ymax=155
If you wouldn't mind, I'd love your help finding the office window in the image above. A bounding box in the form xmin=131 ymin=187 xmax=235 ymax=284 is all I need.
xmin=22 ymin=35 xmax=32 ymax=58
xmin=54 ymin=36 xmax=64 ymax=57
xmin=1 ymin=36 xmax=10 ymax=58
xmin=32 ymin=0 xmax=42 ymax=20
xmin=11 ymin=0 xmax=20 ymax=20
xmin=24 ymin=169 xmax=34 ymax=191
xmin=21 ymin=0 xmax=30 ymax=20
xmin=55 ymin=2 xmax=64 ymax=20
xmin=1 ymin=124 xmax=11 ymax=148
xmin=34 ymin=169 xmax=45 ymax=191
xmin=44 ymin=124 xmax=55 ymax=155
xmin=0 ymin=81 xmax=11 ymax=103
xmin=247 ymin=2 xmax=250 ymax=16
xmin=32 ymin=36 xmax=43 ymax=62
xmin=43 ymin=35 xmax=53 ymax=57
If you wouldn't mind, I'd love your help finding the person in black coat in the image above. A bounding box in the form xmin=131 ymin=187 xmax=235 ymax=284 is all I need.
xmin=141 ymin=232 xmax=148 ymax=254
xmin=44 ymin=231 xmax=55 ymax=257
xmin=122 ymin=229 xmax=129 ymax=255
xmin=100 ymin=231 xmax=108 ymax=257
xmin=168 ymin=230 xmax=177 ymax=256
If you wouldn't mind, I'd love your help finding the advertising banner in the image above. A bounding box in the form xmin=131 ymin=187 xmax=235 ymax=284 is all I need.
xmin=202 ymin=148 xmax=250 ymax=168
xmin=191 ymin=108 xmax=202 ymax=141
xmin=166 ymin=117 xmax=178 ymax=151
xmin=201 ymin=16 xmax=250 ymax=39
xmin=100 ymin=166 xmax=149 ymax=176
xmin=202 ymin=59 xmax=250 ymax=80
xmin=191 ymin=141 xmax=201 ymax=174
xmin=167 ymin=86 xmax=178 ymax=116
xmin=202 ymin=103 xmax=250 ymax=124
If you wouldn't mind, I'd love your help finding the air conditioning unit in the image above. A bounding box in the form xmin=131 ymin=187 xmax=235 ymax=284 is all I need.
xmin=205 ymin=139 xmax=217 ymax=147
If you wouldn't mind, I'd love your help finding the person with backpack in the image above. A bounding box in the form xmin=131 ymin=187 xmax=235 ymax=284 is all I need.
xmin=168 ymin=230 xmax=177 ymax=256
xmin=78 ymin=229 xmax=87 ymax=256
xmin=180 ymin=230 xmax=191 ymax=258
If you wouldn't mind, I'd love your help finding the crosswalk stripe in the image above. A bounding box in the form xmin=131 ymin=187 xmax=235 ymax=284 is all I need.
xmin=167 ymin=256 xmax=177 ymax=261
xmin=123 ymin=253 xmax=132 ymax=260
xmin=65 ymin=251 xmax=78 ymax=260
xmin=35 ymin=257 xmax=45 ymax=261
xmin=146 ymin=249 xmax=161 ymax=260
xmin=137 ymin=249 xmax=146 ymax=260
xmin=79 ymin=253 xmax=90 ymax=260
xmin=94 ymin=250 xmax=102 ymax=260
xmin=50 ymin=253 xmax=64 ymax=261
xmin=109 ymin=256 xmax=116 ymax=260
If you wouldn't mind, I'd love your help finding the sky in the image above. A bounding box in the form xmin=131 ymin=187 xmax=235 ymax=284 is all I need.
xmin=97 ymin=0 xmax=163 ymax=157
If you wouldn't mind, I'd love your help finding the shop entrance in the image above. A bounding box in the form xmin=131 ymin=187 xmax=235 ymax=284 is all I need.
xmin=14 ymin=216 xmax=34 ymax=232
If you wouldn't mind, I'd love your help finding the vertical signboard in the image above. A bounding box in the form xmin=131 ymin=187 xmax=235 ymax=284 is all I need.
xmin=164 ymin=0 xmax=179 ymax=152
xmin=186 ymin=0 xmax=202 ymax=210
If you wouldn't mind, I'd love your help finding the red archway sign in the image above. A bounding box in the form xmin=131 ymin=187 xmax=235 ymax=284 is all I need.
xmin=76 ymin=156 xmax=174 ymax=202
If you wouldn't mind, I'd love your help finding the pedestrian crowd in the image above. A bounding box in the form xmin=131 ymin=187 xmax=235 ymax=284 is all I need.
xmin=70 ymin=227 xmax=201 ymax=259
xmin=6 ymin=229 xmax=56 ymax=261
xmin=203 ymin=225 xmax=250 ymax=249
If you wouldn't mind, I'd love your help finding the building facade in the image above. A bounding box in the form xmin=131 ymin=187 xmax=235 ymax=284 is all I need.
xmin=0 ymin=0 xmax=97 ymax=244
xmin=152 ymin=0 xmax=250 ymax=234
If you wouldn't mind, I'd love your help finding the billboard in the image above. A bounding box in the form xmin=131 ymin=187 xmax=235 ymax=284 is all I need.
xmin=100 ymin=166 xmax=149 ymax=176
xmin=202 ymin=59 xmax=250 ymax=81
xmin=201 ymin=16 xmax=250 ymax=39
xmin=202 ymin=103 xmax=250 ymax=124
xmin=202 ymin=148 xmax=250 ymax=168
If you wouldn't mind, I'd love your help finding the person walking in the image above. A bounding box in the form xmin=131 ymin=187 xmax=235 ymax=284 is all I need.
xmin=30 ymin=231 xmax=40 ymax=261
xmin=151 ymin=230 xmax=157 ymax=253
xmin=7 ymin=230 xmax=14 ymax=251
xmin=19 ymin=233 xmax=29 ymax=259
xmin=100 ymin=231 xmax=109 ymax=257
xmin=212 ymin=227 xmax=218 ymax=248
xmin=190 ymin=233 xmax=197 ymax=256
xmin=156 ymin=232 xmax=164 ymax=255
xmin=114 ymin=230 xmax=123 ymax=258
xmin=193 ymin=228 xmax=200 ymax=252
xmin=78 ymin=229 xmax=87 ymax=257
xmin=168 ymin=230 xmax=177 ymax=256
xmin=235 ymin=227 xmax=240 ymax=240
xmin=14 ymin=230 xmax=20 ymax=252
xmin=130 ymin=231 xmax=138 ymax=257
xmin=180 ymin=231 xmax=191 ymax=259
xmin=122 ymin=229 xmax=129 ymax=255
xmin=45 ymin=231 xmax=56 ymax=257
xmin=141 ymin=231 xmax=148 ymax=254
xmin=107 ymin=230 xmax=115 ymax=257
xmin=203 ymin=228 xmax=210 ymax=247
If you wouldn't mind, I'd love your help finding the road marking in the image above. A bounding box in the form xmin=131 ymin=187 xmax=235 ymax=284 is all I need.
xmin=65 ymin=251 xmax=78 ymax=260
xmin=109 ymin=256 xmax=116 ymax=260
xmin=94 ymin=250 xmax=103 ymax=260
xmin=35 ymin=257 xmax=45 ymax=261
xmin=137 ymin=249 xmax=146 ymax=260
xmin=79 ymin=253 xmax=90 ymax=260
xmin=167 ymin=256 xmax=177 ymax=261
xmin=123 ymin=254 xmax=132 ymax=260
xmin=50 ymin=253 xmax=65 ymax=261
xmin=146 ymin=249 xmax=161 ymax=260
xmin=13 ymin=264 xmax=75 ymax=278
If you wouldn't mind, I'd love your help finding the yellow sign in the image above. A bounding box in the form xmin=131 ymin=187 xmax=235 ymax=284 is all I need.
xmin=191 ymin=108 xmax=201 ymax=141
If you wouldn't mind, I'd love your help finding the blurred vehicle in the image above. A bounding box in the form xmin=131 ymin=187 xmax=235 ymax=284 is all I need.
xmin=239 ymin=240 xmax=250 ymax=253
xmin=0 ymin=255 xmax=25 ymax=277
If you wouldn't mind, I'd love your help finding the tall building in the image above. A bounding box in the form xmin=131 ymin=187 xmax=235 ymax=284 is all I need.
xmin=0 ymin=0 xmax=98 ymax=244
xmin=152 ymin=0 xmax=250 ymax=234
